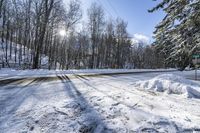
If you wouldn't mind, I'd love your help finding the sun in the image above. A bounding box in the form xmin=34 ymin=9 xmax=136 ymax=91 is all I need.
xmin=59 ymin=30 xmax=66 ymax=36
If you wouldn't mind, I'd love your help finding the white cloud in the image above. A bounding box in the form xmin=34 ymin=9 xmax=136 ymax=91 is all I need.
xmin=132 ymin=33 xmax=150 ymax=45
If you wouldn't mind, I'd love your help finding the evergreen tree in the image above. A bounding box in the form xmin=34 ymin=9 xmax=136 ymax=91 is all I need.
xmin=150 ymin=0 xmax=200 ymax=70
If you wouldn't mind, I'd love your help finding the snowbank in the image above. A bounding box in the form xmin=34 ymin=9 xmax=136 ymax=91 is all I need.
xmin=134 ymin=74 xmax=200 ymax=98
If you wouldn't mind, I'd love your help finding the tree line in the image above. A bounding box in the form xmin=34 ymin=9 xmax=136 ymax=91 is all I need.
xmin=0 ymin=0 xmax=164 ymax=70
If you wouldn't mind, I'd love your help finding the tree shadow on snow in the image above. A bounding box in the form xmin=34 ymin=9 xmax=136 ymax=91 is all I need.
xmin=57 ymin=74 xmax=109 ymax=133
xmin=72 ymin=74 xmax=200 ymax=132
xmin=0 ymin=78 xmax=48 ymax=127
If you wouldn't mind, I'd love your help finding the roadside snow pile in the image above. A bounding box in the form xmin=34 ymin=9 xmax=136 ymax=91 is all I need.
xmin=134 ymin=74 xmax=200 ymax=98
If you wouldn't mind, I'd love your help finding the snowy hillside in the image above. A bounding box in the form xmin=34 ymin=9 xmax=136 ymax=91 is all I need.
xmin=0 ymin=40 xmax=49 ymax=69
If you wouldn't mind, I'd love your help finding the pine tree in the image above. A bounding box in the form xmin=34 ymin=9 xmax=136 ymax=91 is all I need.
xmin=150 ymin=0 xmax=200 ymax=70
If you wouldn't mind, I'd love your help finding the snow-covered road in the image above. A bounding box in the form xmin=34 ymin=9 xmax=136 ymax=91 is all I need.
xmin=0 ymin=71 xmax=200 ymax=132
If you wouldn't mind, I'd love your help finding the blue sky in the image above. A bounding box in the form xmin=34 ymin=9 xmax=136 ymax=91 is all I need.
xmin=75 ymin=0 xmax=165 ymax=43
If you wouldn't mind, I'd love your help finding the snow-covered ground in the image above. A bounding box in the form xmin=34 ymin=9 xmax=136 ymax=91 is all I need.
xmin=0 ymin=70 xmax=200 ymax=132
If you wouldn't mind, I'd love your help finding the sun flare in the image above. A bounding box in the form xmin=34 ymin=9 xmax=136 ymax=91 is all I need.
xmin=59 ymin=30 xmax=66 ymax=36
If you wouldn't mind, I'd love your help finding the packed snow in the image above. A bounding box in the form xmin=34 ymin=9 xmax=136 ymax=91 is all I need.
xmin=134 ymin=74 xmax=200 ymax=98
xmin=0 ymin=70 xmax=200 ymax=132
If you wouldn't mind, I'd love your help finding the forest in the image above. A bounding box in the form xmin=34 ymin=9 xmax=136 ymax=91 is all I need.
xmin=0 ymin=0 xmax=163 ymax=70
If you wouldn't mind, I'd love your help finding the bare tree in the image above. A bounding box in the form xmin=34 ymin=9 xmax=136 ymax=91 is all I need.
xmin=87 ymin=2 xmax=104 ymax=68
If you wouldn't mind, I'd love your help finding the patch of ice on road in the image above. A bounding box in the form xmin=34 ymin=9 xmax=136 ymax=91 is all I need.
xmin=134 ymin=74 xmax=200 ymax=98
